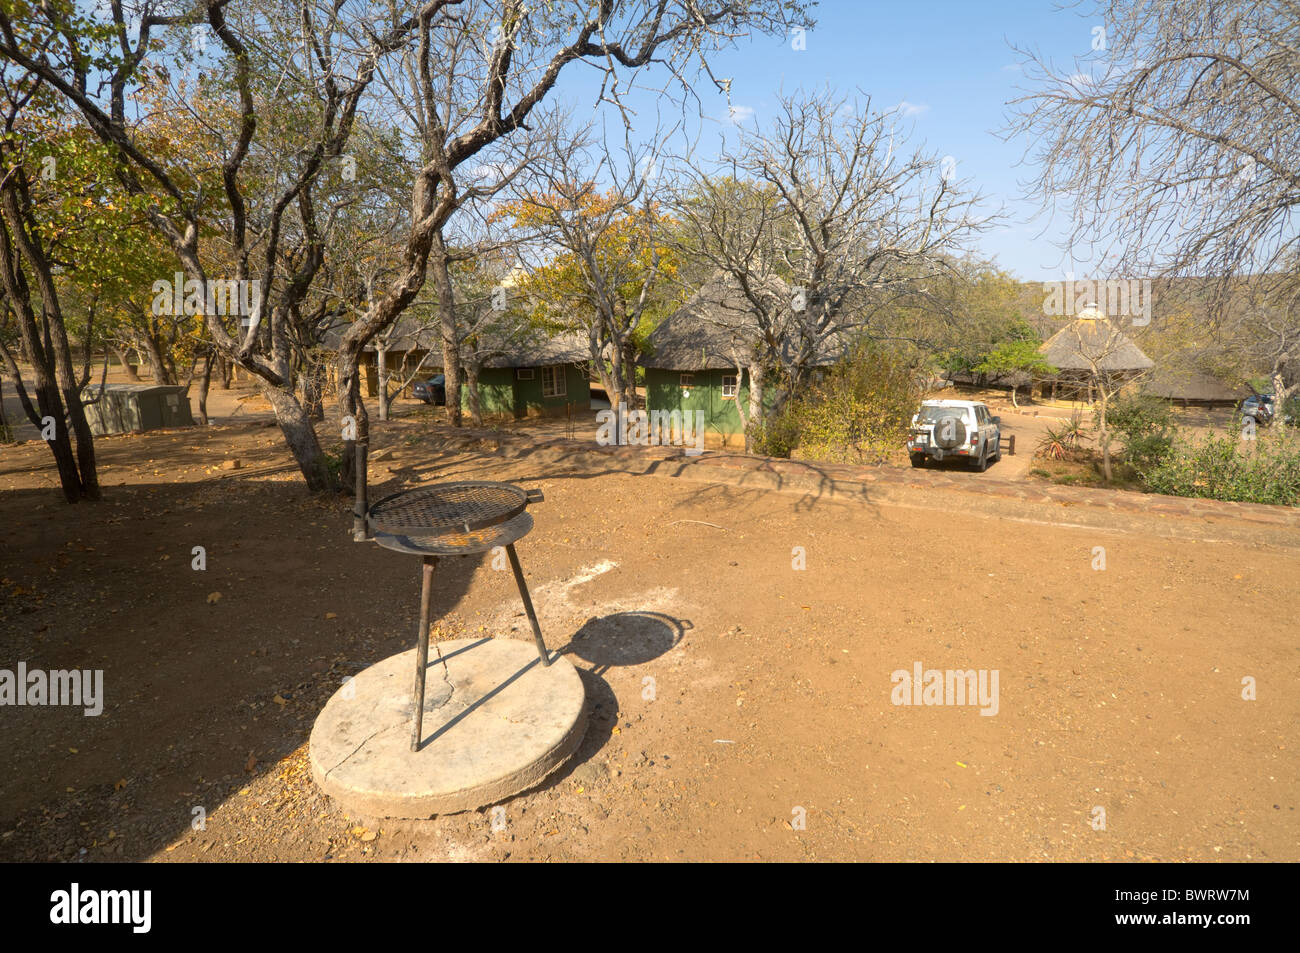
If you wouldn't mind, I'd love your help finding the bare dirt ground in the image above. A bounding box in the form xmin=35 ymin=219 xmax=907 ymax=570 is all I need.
xmin=1 ymin=401 xmax=1297 ymax=863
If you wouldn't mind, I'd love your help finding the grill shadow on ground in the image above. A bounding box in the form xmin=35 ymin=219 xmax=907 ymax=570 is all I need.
xmin=562 ymin=611 xmax=689 ymax=677
xmin=534 ymin=611 xmax=690 ymax=791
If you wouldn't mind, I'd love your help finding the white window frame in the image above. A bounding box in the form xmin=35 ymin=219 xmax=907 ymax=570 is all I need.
xmin=721 ymin=374 xmax=739 ymax=399
xmin=680 ymin=373 xmax=695 ymax=388
xmin=541 ymin=364 xmax=566 ymax=398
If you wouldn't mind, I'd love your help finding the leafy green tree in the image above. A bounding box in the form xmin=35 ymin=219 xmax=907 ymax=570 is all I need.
xmin=498 ymin=180 xmax=679 ymax=420
xmin=926 ymin=264 xmax=1030 ymax=377
xmin=0 ymin=70 xmax=163 ymax=500
xmin=973 ymin=339 xmax=1057 ymax=409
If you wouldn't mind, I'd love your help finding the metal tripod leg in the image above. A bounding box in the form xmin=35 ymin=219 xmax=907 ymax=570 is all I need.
xmin=505 ymin=543 xmax=550 ymax=665
xmin=410 ymin=555 xmax=437 ymax=751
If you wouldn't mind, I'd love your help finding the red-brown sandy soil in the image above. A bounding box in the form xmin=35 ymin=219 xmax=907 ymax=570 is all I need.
xmin=1 ymin=409 xmax=1296 ymax=862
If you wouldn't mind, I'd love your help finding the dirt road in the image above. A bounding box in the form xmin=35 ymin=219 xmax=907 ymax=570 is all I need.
xmin=1 ymin=417 xmax=1296 ymax=862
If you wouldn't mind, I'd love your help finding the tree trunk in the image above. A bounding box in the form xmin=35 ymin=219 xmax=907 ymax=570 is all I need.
xmin=1098 ymin=393 xmax=1113 ymax=482
xmin=195 ymin=332 xmax=333 ymax=490
xmin=54 ymin=338 xmax=100 ymax=501
xmin=377 ymin=345 xmax=390 ymax=422
xmin=261 ymin=382 xmax=334 ymax=491
xmin=623 ymin=338 xmax=639 ymax=408
xmin=138 ymin=331 xmax=172 ymax=384
xmin=431 ymin=234 xmax=463 ymax=426
xmin=37 ymin=379 xmax=85 ymax=501
xmin=588 ymin=326 xmax=620 ymax=441
xmin=0 ymin=180 xmax=100 ymax=501
xmin=197 ymin=351 xmax=214 ymax=426
xmin=111 ymin=345 xmax=140 ymax=382
xmin=0 ymin=377 xmax=11 ymax=442
xmin=337 ymin=352 xmax=368 ymax=492
xmin=303 ymin=360 xmax=325 ymax=421
xmin=745 ymin=365 xmax=765 ymax=455
xmin=0 ymin=342 xmax=40 ymax=429
xmin=1272 ymin=370 xmax=1290 ymax=432
xmin=218 ymin=354 xmax=232 ymax=389
xmin=730 ymin=363 xmax=750 ymax=452
xmin=5 ymin=353 xmax=84 ymax=501
xmin=606 ymin=329 xmax=635 ymax=427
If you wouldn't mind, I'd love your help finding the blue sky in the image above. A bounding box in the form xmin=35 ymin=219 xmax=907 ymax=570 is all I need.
xmin=564 ymin=0 xmax=1106 ymax=282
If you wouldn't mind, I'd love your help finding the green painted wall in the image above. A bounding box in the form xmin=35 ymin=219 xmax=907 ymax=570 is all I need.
xmin=463 ymin=363 xmax=590 ymax=418
xmin=645 ymin=368 xmax=752 ymax=434
xmin=469 ymin=368 xmax=517 ymax=416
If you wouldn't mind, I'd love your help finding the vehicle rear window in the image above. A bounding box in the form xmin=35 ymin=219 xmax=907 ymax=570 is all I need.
xmin=916 ymin=406 xmax=970 ymax=424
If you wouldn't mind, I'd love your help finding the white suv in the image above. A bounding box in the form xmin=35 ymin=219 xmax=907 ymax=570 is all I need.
xmin=907 ymin=400 xmax=1002 ymax=472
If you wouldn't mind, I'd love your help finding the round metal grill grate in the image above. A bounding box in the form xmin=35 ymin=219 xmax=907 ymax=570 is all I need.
xmin=367 ymin=481 xmax=529 ymax=537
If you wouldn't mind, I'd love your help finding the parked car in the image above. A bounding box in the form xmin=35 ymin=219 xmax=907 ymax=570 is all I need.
xmin=907 ymin=399 xmax=1002 ymax=472
xmin=412 ymin=374 xmax=446 ymax=405
xmin=1239 ymin=394 xmax=1273 ymax=428
xmin=1238 ymin=393 xmax=1296 ymax=429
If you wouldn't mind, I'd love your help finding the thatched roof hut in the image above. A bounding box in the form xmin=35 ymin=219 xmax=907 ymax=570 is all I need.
xmin=1037 ymin=307 xmax=1154 ymax=372
xmin=646 ymin=271 xmax=786 ymax=370
xmin=1034 ymin=306 xmax=1154 ymax=402
xmin=646 ymin=269 xmax=849 ymax=370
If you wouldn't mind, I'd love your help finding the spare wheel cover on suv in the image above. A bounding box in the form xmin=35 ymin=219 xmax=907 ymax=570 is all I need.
xmin=933 ymin=415 xmax=967 ymax=449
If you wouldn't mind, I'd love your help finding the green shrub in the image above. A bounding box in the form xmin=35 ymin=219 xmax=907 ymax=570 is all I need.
xmin=1142 ymin=429 xmax=1300 ymax=506
xmin=1106 ymin=394 xmax=1174 ymax=471
xmin=321 ymin=449 xmax=345 ymax=484
xmin=775 ymin=343 xmax=920 ymax=464
xmin=751 ymin=407 xmax=800 ymax=459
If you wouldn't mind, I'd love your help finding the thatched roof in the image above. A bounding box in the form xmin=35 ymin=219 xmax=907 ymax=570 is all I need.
xmin=477 ymin=330 xmax=588 ymax=368
xmin=1038 ymin=307 xmax=1154 ymax=372
xmin=371 ymin=317 xmax=439 ymax=353
xmin=945 ymin=369 xmax=1032 ymax=388
xmin=646 ymin=271 xmax=783 ymax=370
xmin=645 ymin=270 xmax=849 ymax=371
xmin=1143 ymin=366 xmax=1249 ymax=402
xmin=319 ymin=318 xmax=586 ymax=368
xmin=318 ymin=318 xmax=436 ymax=354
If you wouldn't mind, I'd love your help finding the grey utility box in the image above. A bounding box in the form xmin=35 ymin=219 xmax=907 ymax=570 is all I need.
xmin=83 ymin=384 xmax=196 ymax=436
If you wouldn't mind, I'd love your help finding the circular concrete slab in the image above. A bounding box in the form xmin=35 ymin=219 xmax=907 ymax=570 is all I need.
xmin=310 ymin=637 xmax=586 ymax=818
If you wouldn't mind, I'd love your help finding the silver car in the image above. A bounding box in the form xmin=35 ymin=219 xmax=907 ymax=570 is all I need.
xmin=907 ymin=399 xmax=1002 ymax=472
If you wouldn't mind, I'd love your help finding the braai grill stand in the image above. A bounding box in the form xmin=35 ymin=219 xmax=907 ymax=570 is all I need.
xmin=354 ymin=445 xmax=550 ymax=752
xmin=308 ymin=440 xmax=586 ymax=819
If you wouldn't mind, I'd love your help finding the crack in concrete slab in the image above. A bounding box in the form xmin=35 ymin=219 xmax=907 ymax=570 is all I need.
xmin=324 ymin=722 xmax=390 ymax=780
xmin=433 ymin=644 xmax=455 ymax=711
